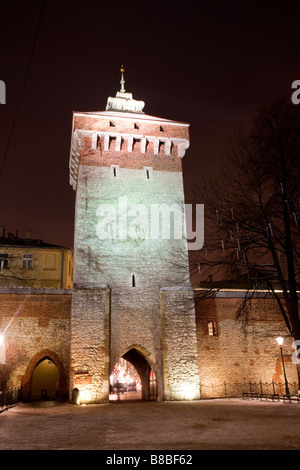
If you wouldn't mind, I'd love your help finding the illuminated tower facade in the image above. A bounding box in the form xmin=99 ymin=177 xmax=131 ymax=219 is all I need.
xmin=69 ymin=68 xmax=200 ymax=402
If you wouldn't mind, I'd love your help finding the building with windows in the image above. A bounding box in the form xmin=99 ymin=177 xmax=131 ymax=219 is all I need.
xmin=0 ymin=226 xmax=73 ymax=289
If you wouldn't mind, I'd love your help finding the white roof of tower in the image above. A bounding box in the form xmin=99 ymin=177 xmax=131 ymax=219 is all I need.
xmin=105 ymin=65 xmax=145 ymax=114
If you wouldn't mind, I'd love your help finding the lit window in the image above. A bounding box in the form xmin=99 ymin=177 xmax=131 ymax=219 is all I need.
xmin=23 ymin=253 xmax=33 ymax=269
xmin=0 ymin=253 xmax=8 ymax=271
xmin=208 ymin=320 xmax=217 ymax=336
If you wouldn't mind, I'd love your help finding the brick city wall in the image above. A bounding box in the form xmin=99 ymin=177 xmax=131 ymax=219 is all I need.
xmin=195 ymin=292 xmax=299 ymax=397
xmin=70 ymin=286 xmax=110 ymax=403
xmin=0 ymin=287 xmax=298 ymax=401
xmin=161 ymin=287 xmax=200 ymax=400
xmin=71 ymin=284 xmax=201 ymax=402
xmin=0 ymin=288 xmax=71 ymax=400
xmin=109 ymin=285 xmax=164 ymax=397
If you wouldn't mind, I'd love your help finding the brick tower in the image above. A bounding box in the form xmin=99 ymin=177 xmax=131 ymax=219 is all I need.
xmin=69 ymin=67 xmax=200 ymax=403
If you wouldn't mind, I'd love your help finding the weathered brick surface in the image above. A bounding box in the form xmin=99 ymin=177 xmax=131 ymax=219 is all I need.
xmin=195 ymin=294 xmax=298 ymax=397
xmin=74 ymin=165 xmax=190 ymax=288
xmin=70 ymin=286 xmax=110 ymax=403
xmin=73 ymin=114 xmax=189 ymax=139
xmin=0 ymin=289 xmax=71 ymax=395
xmin=79 ymin=142 xmax=183 ymax=172
xmin=161 ymin=287 xmax=200 ymax=400
xmin=72 ymin=112 xmax=189 ymax=174
xmin=0 ymin=287 xmax=298 ymax=401
xmin=109 ymin=286 xmax=164 ymax=399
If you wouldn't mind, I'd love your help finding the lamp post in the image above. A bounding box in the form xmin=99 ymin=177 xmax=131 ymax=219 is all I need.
xmin=0 ymin=334 xmax=5 ymax=365
xmin=276 ymin=336 xmax=290 ymax=396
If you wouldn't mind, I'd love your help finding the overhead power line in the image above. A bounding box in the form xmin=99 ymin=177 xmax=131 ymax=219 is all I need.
xmin=0 ymin=0 xmax=47 ymax=180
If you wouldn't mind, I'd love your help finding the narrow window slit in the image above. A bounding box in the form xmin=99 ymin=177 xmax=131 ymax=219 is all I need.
xmin=208 ymin=320 xmax=217 ymax=336
xmin=132 ymin=275 xmax=135 ymax=287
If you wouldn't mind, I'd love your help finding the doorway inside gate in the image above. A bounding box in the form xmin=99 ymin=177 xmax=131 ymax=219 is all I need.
xmin=109 ymin=348 xmax=157 ymax=401
xmin=31 ymin=359 xmax=58 ymax=401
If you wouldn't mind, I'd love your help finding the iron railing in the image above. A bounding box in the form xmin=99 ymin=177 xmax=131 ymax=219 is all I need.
xmin=0 ymin=387 xmax=21 ymax=412
xmin=200 ymin=380 xmax=300 ymax=400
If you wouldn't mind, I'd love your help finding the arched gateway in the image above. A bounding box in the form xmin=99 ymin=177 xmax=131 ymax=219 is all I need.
xmin=22 ymin=349 xmax=68 ymax=402
xmin=69 ymin=69 xmax=200 ymax=404
xmin=110 ymin=347 xmax=159 ymax=401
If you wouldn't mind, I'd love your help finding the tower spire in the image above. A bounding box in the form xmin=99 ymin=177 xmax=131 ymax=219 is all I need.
xmin=120 ymin=64 xmax=125 ymax=93
xmin=106 ymin=64 xmax=145 ymax=113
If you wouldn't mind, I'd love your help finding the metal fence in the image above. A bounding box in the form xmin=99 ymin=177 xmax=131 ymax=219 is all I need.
xmin=200 ymin=380 xmax=300 ymax=399
xmin=0 ymin=387 xmax=22 ymax=412
xmin=1 ymin=383 xmax=299 ymax=408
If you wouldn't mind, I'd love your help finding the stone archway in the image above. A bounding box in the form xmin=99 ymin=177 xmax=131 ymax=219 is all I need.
xmin=22 ymin=349 xmax=68 ymax=402
xmin=111 ymin=346 xmax=159 ymax=401
xmin=31 ymin=359 xmax=58 ymax=401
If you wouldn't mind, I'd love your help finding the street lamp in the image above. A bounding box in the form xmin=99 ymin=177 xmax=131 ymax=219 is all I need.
xmin=276 ymin=336 xmax=290 ymax=396
xmin=0 ymin=334 xmax=5 ymax=364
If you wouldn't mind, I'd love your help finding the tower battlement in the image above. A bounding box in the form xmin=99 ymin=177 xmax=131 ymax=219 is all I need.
xmin=69 ymin=112 xmax=190 ymax=190
xmin=69 ymin=66 xmax=189 ymax=190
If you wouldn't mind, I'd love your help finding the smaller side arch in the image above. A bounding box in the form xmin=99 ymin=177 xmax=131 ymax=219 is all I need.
xmin=21 ymin=349 xmax=68 ymax=402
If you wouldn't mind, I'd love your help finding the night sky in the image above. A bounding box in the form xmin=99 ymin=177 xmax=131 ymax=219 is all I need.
xmin=0 ymin=0 xmax=299 ymax=249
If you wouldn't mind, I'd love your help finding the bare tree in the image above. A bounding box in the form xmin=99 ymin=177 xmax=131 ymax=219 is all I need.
xmin=0 ymin=247 xmax=34 ymax=287
xmin=191 ymin=99 xmax=300 ymax=376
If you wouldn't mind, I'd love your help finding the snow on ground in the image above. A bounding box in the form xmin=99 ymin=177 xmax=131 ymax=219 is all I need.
xmin=1 ymin=398 xmax=300 ymax=450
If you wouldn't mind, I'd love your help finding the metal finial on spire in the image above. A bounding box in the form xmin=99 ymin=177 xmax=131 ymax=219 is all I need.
xmin=106 ymin=64 xmax=145 ymax=113
xmin=120 ymin=64 xmax=125 ymax=93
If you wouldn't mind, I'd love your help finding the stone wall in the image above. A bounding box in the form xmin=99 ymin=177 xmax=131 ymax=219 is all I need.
xmin=70 ymin=285 xmax=110 ymax=403
xmin=195 ymin=291 xmax=299 ymax=397
xmin=0 ymin=288 xmax=71 ymax=400
xmin=160 ymin=286 xmax=200 ymax=400
xmin=71 ymin=157 xmax=194 ymax=401
xmin=0 ymin=287 xmax=298 ymax=401
xmin=73 ymin=165 xmax=190 ymax=288
xmin=109 ymin=286 xmax=163 ymax=383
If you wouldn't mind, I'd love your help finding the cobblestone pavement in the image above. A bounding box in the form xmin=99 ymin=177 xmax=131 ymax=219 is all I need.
xmin=1 ymin=398 xmax=300 ymax=450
